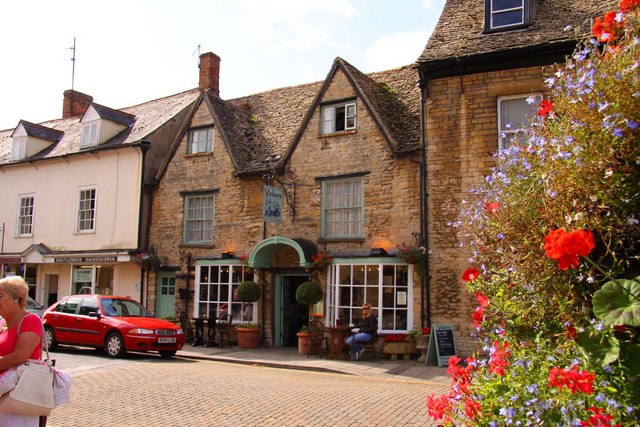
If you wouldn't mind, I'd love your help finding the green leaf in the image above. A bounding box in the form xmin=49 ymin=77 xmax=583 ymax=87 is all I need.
xmin=592 ymin=277 xmax=640 ymax=326
xmin=577 ymin=331 xmax=620 ymax=366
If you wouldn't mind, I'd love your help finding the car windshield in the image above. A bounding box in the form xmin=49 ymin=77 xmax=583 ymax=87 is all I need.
xmin=100 ymin=298 xmax=153 ymax=317
xmin=26 ymin=297 xmax=43 ymax=309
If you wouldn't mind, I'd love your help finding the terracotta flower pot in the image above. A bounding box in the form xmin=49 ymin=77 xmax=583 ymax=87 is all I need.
xmin=297 ymin=332 xmax=310 ymax=354
xmin=236 ymin=327 xmax=261 ymax=348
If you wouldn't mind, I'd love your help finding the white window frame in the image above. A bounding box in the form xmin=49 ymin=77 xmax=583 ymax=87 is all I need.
xmin=183 ymin=193 xmax=215 ymax=244
xmin=11 ymin=137 xmax=26 ymax=161
xmin=16 ymin=194 xmax=35 ymax=237
xmin=321 ymin=177 xmax=364 ymax=239
xmin=321 ymin=101 xmax=356 ymax=134
xmin=76 ymin=186 xmax=97 ymax=233
xmin=188 ymin=127 xmax=214 ymax=154
xmin=488 ymin=0 xmax=526 ymax=30
xmin=497 ymin=93 xmax=542 ymax=150
xmin=326 ymin=261 xmax=413 ymax=333
xmin=195 ymin=263 xmax=255 ymax=323
xmin=81 ymin=121 xmax=100 ymax=148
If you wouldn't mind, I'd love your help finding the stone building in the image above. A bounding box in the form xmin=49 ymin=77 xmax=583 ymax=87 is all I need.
xmin=416 ymin=0 xmax=616 ymax=356
xmin=148 ymin=52 xmax=424 ymax=347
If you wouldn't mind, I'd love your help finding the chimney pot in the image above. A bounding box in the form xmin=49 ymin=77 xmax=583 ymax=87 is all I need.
xmin=199 ymin=52 xmax=221 ymax=96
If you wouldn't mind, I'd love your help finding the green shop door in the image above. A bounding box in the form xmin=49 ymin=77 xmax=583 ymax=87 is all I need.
xmin=156 ymin=272 xmax=176 ymax=318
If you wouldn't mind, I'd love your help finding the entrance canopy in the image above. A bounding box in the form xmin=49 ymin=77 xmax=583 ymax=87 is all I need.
xmin=248 ymin=236 xmax=317 ymax=269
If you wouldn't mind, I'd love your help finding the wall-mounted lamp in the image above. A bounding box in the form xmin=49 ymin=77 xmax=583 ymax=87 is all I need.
xmin=221 ymin=251 xmax=235 ymax=259
xmin=370 ymin=247 xmax=388 ymax=256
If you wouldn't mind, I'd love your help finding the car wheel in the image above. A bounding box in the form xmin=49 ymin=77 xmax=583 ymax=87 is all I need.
xmin=105 ymin=332 xmax=126 ymax=358
xmin=44 ymin=326 xmax=58 ymax=351
xmin=159 ymin=350 xmax=177 ymax=358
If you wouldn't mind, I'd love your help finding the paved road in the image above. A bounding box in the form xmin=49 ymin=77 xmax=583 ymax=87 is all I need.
xmin=46 ymin=352 xmax=444 ymax=426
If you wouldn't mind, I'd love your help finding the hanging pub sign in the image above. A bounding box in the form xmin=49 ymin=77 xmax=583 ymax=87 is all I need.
xmin=262 ymin=185 xmax=282 ymax=224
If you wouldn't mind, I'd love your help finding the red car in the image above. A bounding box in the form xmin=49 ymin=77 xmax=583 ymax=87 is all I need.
xmin=43 ymin=295 xmax=185 ymax=358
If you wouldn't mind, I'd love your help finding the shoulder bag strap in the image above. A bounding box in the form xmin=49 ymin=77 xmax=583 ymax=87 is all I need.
xmin=16 ymin=313 xmax=50 ymax=363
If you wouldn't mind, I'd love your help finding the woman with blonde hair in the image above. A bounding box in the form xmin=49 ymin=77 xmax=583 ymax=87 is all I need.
xmin=346 ymin=302 xmax=378 ymax=361
xmin=0 ymin=275 xmax=44 ymax=426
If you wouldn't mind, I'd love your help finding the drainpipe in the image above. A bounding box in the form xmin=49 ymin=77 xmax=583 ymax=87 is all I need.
xmin=418 ymin=69 xmax=432 ymax=328
xmin=138 ymin=139 xmax=152 ymax=304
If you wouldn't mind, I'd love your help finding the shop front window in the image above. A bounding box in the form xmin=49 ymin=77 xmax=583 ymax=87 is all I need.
xmin=327 ymin=262 xmax=412 ymax=333
xmin=195 ymin=264 xmax=255 ymax=322
xmin=72 ymin=265 xmax=114 ymax=295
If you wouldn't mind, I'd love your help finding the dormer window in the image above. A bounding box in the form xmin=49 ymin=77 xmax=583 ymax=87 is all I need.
xmin=321 ymin=101 xmax=356 ymax=134
xmin=11 ymin=137 xmax=26 ymax=161
xmin=485 ymin=0 xmax=529 ymax=32
xmin=81 ymin=121 xmax=100 ymax=148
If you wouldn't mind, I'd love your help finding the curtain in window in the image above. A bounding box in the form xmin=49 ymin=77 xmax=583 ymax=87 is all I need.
xmin=325 ymin=180 xmax=362 ymax=237
xmin=186 ymin=195 xmax=214 ymax=243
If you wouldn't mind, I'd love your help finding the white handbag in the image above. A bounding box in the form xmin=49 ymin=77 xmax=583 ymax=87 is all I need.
xmin=0 ymin=314 xmax=57 ymax=416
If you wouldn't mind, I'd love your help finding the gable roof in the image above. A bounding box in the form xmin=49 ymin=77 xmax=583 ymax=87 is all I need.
xmin=12 ymin=120 xmax=64 ymax=142
xmin=0 ymin=89 xmax=199 ymax=165
xmin=90 ymin=103 xmax=137 ymax=127
xmin=418 ymin=0 xmax=617 ymax=78
xmin=199 ymin=58 xmax=421 ymax=176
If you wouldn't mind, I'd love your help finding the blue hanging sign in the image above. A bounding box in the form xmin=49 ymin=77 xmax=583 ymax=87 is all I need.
xmin=263 ymin=185 xmax=282 ymax=223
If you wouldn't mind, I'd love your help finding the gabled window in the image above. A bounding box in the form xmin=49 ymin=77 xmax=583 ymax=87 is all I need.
xmin=17 ymin=195 xmax=34 ymax=236
xmin=11 ymin=137 xmax=26 ymax=161
xmin=485 ymin=0 xmax=529 ymax=31
xmin=188 ymin=127 xmax=214 ymax=154
xmin=497 ymin=93 xmax=542 ymax=150
xmin=183 ymin=193 xmax=215 ymax=244
xmin=81 ymin=121 xmax=100 ymax=148
xmin=76 ymin=187 xmax=97 ymax=233
xmin=321 ymin=101 xmax=356 ymax=134
xmin=321 ymin=177 xmax=363 ymax=239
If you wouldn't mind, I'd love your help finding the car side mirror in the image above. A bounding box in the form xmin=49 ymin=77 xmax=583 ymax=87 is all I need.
xmin=89 ymin=312 xmax=101 ymax=318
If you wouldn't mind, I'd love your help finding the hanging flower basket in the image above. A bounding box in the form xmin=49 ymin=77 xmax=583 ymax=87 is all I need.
xmin=310 ymin=252 xmax=332 ymax=270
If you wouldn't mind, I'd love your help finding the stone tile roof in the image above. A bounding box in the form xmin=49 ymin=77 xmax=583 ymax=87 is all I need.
xmin=209 ymin=59 xmax=421 ymax=174
xmin=0 ymin=89 xmax=199 ymax=165
xmin=418 ymin=0 xmax=617 ymax=65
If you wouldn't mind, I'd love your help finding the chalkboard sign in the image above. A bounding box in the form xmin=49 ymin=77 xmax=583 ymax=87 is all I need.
xmin=425 ymin=324 xmax=457 ymax=367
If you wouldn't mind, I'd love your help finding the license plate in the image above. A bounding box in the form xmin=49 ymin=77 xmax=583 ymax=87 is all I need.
xmin=158 ymin=337 xmax=176 ymax=344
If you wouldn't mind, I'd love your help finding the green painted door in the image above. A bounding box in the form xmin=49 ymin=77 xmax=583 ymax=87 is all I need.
xmin=156 ymin=272 xmax=176 ymax=318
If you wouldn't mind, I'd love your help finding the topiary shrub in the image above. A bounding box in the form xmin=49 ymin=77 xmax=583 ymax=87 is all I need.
xmin=295 ymin=281 xmax=323 ymax=306
xmin=236 ymin=281 xmax=261 ymax=303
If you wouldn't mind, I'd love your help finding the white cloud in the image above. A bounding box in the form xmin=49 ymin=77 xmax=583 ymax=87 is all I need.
xmin=363 ymin=30 xmax=430 ymax=71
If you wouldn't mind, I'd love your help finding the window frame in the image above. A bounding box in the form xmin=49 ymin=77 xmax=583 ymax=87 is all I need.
xmin=76 ymin=186 xmax=97 ymax=233
xmin=16 ymin=194 xmax=35 ymax=237
xmin=326 ymin=260 xmax=413 ymax=334
xmin=484 ymin=0 xmax=529 ymax=32
xmin=195 ymin=263 xmax=256 ymax=323
xmin=81 ymin=121 xmax=100 ymax=148
xmin=183 ymin=193 xmax=215 ymax=245
xmin=321 ymin=176 xmax=364 ymax=239
xmin=188 ymin=127 xmax=214 ymax=154
xmin=11 ymin=137 xmax=26 ymax=161
xmin=497 ymin=93 xmax=542 ymax=151
xmin=321 ymin=100 xmax=357 ymax=134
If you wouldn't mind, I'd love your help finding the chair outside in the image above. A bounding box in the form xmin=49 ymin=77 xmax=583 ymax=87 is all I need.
xmin=178 ymin=311 xmax=195 ymax=343
xmin=360 ymin=330 xmax=378 ymax=361
xmin=307 ymin=319 xmax=325 ymax=358
xmin=217 ymin=313 xmax=233 ymax=348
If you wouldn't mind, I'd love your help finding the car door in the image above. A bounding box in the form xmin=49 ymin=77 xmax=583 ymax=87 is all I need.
xmin=47 ymin=297 xmax=82 ymax=343
xmin=71 ymin=297 xmax=104 ymax=346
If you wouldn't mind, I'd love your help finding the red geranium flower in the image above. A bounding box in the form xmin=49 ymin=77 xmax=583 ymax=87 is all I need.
xmin=543 ymin=228 xmax=595 ymax=270
xmin=620 ymin=0 xmax=640 ymax=12
xmin=537 ymin=99 xmax=553 ymax=117
xmin=462 ymin=268 xmax=480 ymax=282
xmin=485 ymin=202 xmax=500 ymax=213
xmin=593 ymin=10 xmax=624 ymax=43
xmin=475 ymin=292 xmax=490 ymax=309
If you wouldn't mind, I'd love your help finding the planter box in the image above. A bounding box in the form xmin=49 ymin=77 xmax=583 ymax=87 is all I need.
xmin=383 ymin=342 xmax=417 ymax=361
xmin=236 ymin=327 xmax=261 ymax=348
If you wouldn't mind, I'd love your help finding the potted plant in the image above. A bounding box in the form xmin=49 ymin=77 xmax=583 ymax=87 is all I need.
xmin=382 ymin=332 xmax=419 ymax=361
xmin=295 ymin=281 xmax=324 ymax=354
xmin=235 ymin=280 xmax=261 ymax=348
xmin=309 ymin=252 xmax=332 ymax=271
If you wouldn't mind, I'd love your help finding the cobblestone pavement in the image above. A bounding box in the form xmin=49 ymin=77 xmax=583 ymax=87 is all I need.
xmin=46 ymin=357 xmax=448 ymax=427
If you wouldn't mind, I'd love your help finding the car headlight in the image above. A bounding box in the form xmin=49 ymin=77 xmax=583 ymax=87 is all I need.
xmin=129 ymin=328 xmax=154 ymax=335
xmin=176 ymin=328 xmax=184 ymax=335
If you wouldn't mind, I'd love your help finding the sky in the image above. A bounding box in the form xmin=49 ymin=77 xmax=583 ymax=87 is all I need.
xmin=0 ymin=0 xmax=445 ymax=131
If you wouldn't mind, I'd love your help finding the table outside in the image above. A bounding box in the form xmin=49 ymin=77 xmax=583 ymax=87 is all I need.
xmin=325 ymin=326 xmax=351 ymax=360
xmin=192 ymin=317 xmax=217 ymax=347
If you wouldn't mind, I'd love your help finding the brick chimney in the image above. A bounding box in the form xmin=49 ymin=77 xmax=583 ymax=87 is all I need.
xmin=199 ymin=52 xmax=220 ymax=96
xmin=63 ymin=90 xmax=93 ymax=118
